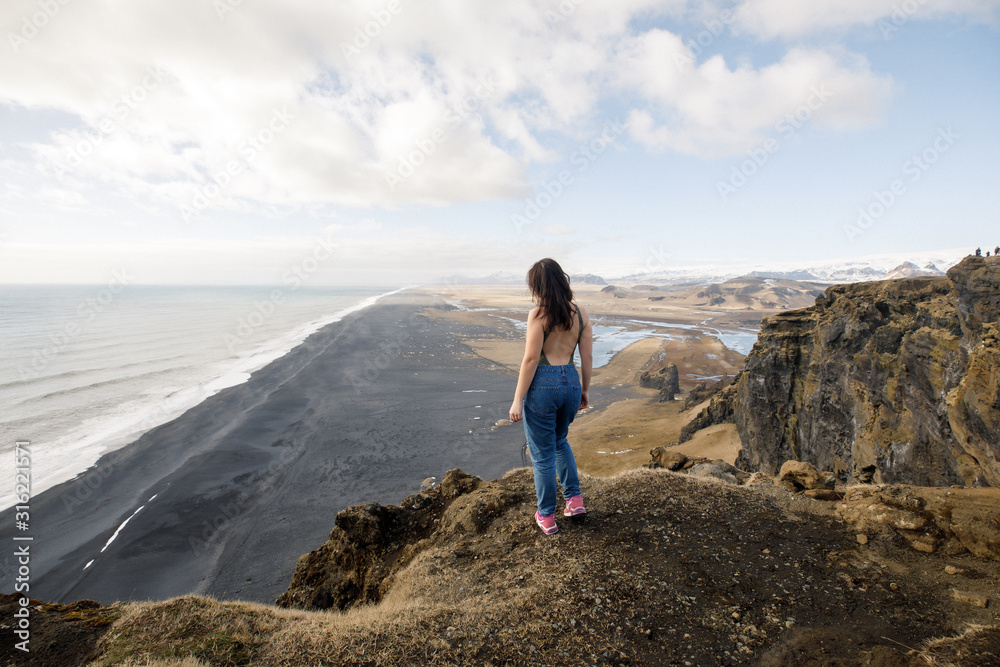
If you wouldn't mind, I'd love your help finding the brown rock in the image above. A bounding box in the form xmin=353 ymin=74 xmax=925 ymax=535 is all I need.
xmin=837 ymin=485 xmax=1000 ymax=561
xmin=908 ymin=536 xmax=937 ymax=554
xmin=682 ymin=377 xmax=733 ymax=411
xmin=917 ymin=486 xmax=1000 ymax=560
xmin=648 ymin=447 xmax=688 ymax=471
xmin=733 ymin=256 xmax=1000 ymax=487
xmin=944 ymin=565 xmax=965 ymax=575
xmin=678 ymin=379 xmax=739 ymax=444
xmin=778 ymin=460 xmax=835 ymax=492
xmin=276 ymin=468 xmax=489 ymax=611
xmin=803 ymin=489 xmax=845 ymax=501
xmin=640 ymin=363 xmax=680 ymax=402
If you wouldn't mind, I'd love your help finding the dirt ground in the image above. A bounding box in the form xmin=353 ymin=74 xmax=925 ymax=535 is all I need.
xmin=42 ymin=467 xmax=1000 ymax=667
xmin=385 ymin=467 xmax=1000 ymax=666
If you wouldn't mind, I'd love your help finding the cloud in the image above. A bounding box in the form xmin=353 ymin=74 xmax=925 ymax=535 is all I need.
xmin=618 ymin=34 xmax=894 ymax=155
xmin=731 ymin=0 xmax=1000 ymax=39
xmin=0 ymin=224 xmax=585 ymax=285
xmin=541 ymin=224 xmax=577 ymax=236
xmin=6 ymin=0 xmax=982 ymax=216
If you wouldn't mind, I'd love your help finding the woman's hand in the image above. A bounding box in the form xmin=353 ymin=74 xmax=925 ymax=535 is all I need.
xmin=509 ymin=399 xmax=523 ymax=423
xmin=580 ymin=389 xmax=589 ymax=411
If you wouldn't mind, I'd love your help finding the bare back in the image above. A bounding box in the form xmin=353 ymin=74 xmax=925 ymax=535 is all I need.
xmin=540 ymin=304 xmax=591 ymax=366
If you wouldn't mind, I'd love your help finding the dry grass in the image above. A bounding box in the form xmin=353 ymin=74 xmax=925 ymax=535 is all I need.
xmin=88 ymin=591 xmax=450 ymax=667
xmin=118 ymin=659 xmax=211 ymax=667
xmin=572 ymin=395 xmax=682 ymax=475
xmin=79 ymin=464 xmax=1000 ymax=667
xmin=89 ymin=532 xmax=550 ymax=667
xmin=914 ymin=624 xmax=1000 ymax=665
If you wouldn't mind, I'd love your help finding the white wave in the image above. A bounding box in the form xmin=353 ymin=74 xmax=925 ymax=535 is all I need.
xmin=0 ymin=287 xmax=407 ymax=511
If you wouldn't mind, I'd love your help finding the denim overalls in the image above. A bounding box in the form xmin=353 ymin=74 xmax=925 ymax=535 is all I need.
xmin=523 ymin=362 xmax=582 ymax=516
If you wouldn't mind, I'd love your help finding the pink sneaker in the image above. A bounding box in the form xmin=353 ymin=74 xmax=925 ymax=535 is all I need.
xmin=563 ymin=495 xmax=586 ymax=517
xmin=535 ymin=511 xmax=558 ymax=535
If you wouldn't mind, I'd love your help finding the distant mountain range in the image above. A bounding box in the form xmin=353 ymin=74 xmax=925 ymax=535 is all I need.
xmin=747 ymin=261 xmax=946 ymax=283
xmin=439 ymin=249 xmax=972 ymax=287
xmin=440 ymin=272 xmax=608 ymax=285
xmin=611 ymin=249 xmax=968 ymax=286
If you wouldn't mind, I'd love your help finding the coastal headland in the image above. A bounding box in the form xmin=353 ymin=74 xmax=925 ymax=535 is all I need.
xmin=1 ymin=280 xmax=811 ymax=608
xmin=3 ymin=292 xmax=531 ymax=605
xmin=3 ymin=275 xmax=999 ymax=666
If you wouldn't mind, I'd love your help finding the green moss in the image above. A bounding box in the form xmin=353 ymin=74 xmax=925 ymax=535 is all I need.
xmin=36 ymin=600 xmax=123 ymax=628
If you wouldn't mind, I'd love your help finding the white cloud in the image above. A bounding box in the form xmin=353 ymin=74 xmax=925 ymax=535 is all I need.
xmin=0 ymin=225 xmax=585 ymax=285
xmin=731 ymin=0 xmax=1000 ymax=39
xmin=542 ymin=224 xmax=577 ymax=236
xmin=5 ymin=0 xmax=982 ymax=218
xmin=618 ymin=35 xmax=894 ymax=155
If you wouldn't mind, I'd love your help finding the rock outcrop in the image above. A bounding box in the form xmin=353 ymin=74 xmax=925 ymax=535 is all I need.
xmin=678 ymin=378 xmax=739 ymax=443
xmin=776 ymin=460 xmax=836 ymax=493
xmin=836 ymin=485 xmax=1000 ymax=560
xmin=639 ymin=362 xmax=680 ymax=401
xmin=646 ymin=447 xmax=749 ymax=484
xmin=681 ymin=376 xmax=733 ymax=411
xmin=276 ymin=469 xmax=521 ymax=610
xmin=729 ymin=255 xmax=999 ymax=487
xmin=14 ymin=466 xmax=1000 ymax=666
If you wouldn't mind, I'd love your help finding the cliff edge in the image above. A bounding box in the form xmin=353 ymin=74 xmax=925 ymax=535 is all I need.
xmin=6 ymin=466 xmax=999 ymax=666
xmin=730 ymin=255 xmax=999 ymax=487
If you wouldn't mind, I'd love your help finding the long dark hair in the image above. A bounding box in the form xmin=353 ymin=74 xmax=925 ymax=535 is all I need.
xmin=527 ymin=258 xmax=574 ymax=332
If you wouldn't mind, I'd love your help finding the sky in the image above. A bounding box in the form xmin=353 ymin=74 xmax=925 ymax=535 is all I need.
xmin=0 ymin=0 xmax=997 ymax=285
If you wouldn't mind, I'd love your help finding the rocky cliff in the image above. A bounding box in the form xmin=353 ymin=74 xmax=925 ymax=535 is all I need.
xmin=639 ymin=362 xmax=680 ymax=401
xmin=9 ymin=468 xmax=1000 ymax=666
xmin=731 ymin=255 xmax=999 ymax=487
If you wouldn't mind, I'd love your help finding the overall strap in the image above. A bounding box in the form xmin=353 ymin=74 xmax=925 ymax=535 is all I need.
xmin=576 ymin=304 xmax=583 ymax=347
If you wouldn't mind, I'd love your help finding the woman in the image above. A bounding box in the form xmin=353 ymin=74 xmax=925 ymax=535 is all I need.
xmin=509 ymin=258 xmax=593 ymax=535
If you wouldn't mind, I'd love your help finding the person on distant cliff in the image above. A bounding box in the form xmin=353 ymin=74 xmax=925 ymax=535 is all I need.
xmin=509 ymin=258 xmax=593 ymax=535
xmin=976 ymin=247 xmax=982 ymax=256
xmin=995 ymin=245 xmax=999 ymax=255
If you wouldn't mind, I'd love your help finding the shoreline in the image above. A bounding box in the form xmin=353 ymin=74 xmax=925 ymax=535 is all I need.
xmin=4 ymin=285 xmax=753 ymax=607
xmin=2 ymin=292 xmax=526 ymax=605
xmin=0 ymin=286 xmax=407 ymax=512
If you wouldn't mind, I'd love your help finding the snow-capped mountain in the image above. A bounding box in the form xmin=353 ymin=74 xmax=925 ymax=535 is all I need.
xmin=613 ymin=249 xmax=968 ymax=285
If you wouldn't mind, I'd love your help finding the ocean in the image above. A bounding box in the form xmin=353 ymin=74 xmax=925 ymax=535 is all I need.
xmin=0 ymin=284 xmax=400 ymax=509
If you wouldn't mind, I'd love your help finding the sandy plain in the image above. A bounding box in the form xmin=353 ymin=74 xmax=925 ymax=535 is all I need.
xmin=416 ymin=281 xmax=785 ymax=478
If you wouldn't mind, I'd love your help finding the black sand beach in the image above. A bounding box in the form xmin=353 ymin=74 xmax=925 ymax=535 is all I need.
xmin=3 ymin=292 xmax=529 ymax=605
